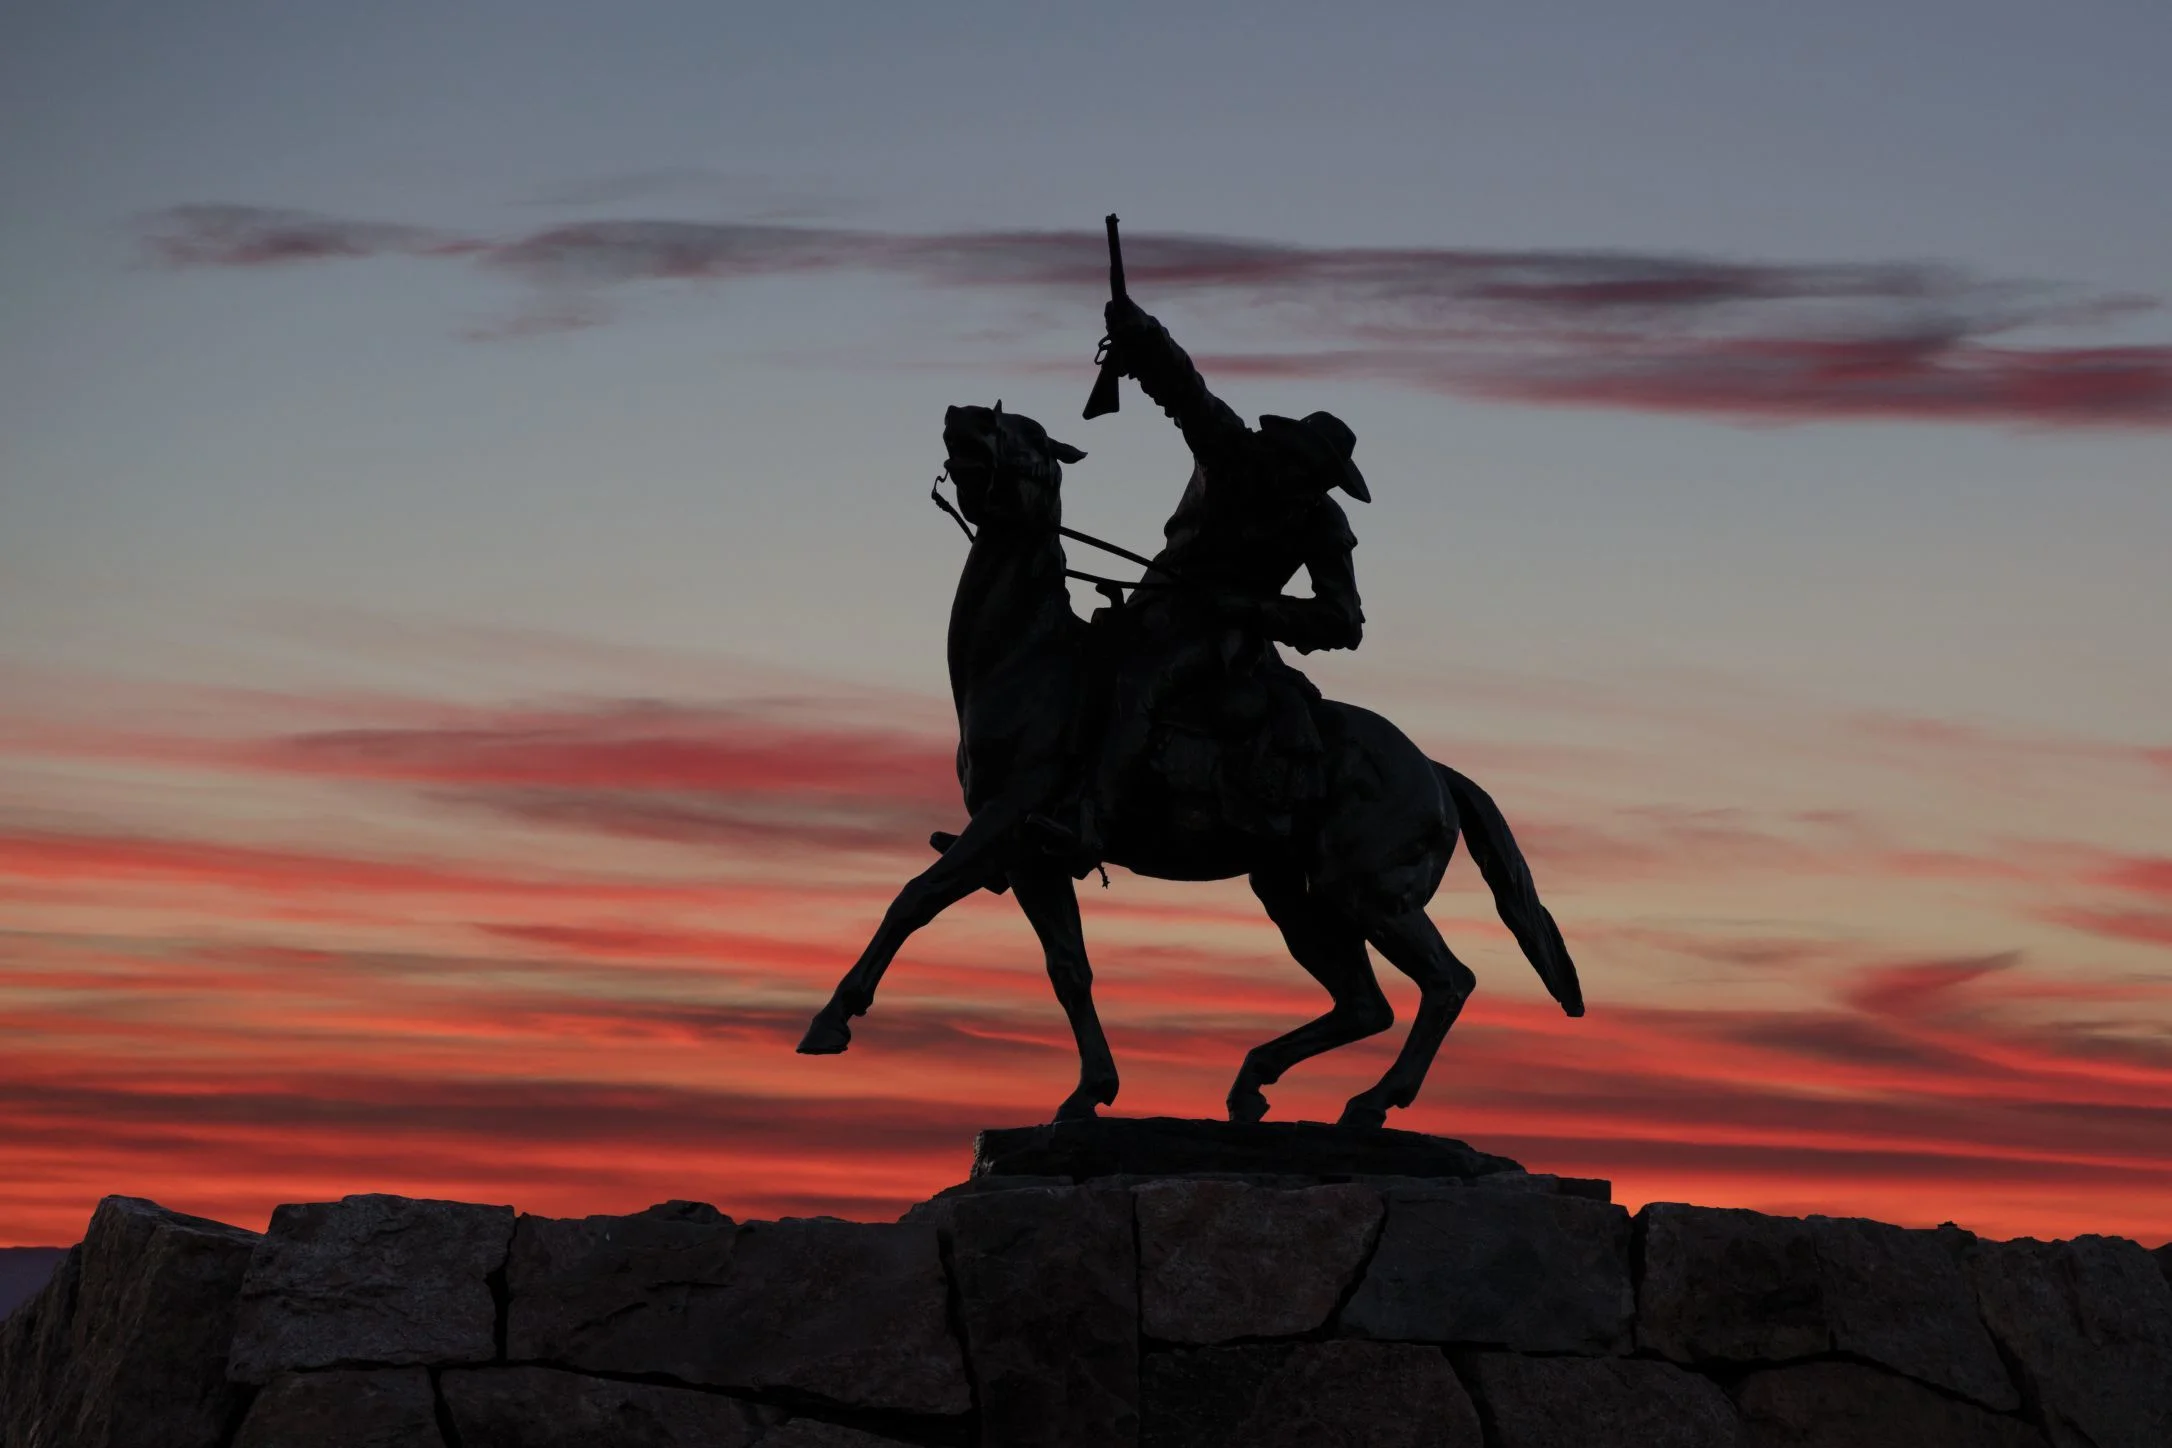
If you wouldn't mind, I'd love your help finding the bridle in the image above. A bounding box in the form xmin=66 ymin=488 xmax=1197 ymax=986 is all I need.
xmin=929 ymin=456 xmax=1199 ymax=609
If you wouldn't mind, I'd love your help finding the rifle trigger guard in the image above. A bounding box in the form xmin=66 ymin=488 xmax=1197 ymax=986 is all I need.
xmin=1093 ymin=334 xmax=1113 ymax=366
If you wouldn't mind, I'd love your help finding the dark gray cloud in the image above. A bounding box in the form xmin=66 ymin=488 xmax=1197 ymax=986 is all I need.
xmin=141 ymin=205 xmax=2172 ymax=426
xmin=143 ymin=205 xmax=472 ymax=266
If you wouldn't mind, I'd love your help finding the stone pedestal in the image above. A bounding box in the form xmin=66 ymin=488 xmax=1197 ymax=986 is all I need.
xmin=6 ymin=1121 xmax=2167 ymax=1448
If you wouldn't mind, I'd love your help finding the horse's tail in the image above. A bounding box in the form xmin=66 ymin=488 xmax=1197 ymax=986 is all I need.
xmin=1435 ymin=762 xmax=1584 ymax=1017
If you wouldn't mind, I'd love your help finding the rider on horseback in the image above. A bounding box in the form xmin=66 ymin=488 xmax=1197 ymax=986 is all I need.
xmin=1039 ymin=296 xmax=1372 ymax=866
xmin=796 ymin=240 xmax=1581 ymax=1117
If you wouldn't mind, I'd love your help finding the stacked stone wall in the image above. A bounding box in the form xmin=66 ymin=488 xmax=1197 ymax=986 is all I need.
xmin=4 ymin=1124 xmax=2170 ymax=1447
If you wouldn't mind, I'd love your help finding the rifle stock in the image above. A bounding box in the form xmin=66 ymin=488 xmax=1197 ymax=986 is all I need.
xmin=1083 ymin=358 xmax=1121 ymax=419
xmin=1082 ymin=213 xmax=1125 ymax=419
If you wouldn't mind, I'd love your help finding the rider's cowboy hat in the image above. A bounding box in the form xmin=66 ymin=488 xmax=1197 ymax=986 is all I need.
xmin=1257 ymin=411 xmax=1370 ymax=503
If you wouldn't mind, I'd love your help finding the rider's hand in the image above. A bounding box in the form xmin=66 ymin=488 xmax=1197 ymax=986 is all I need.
xmin=1105 ymin=296 xmax=1150 ymax=336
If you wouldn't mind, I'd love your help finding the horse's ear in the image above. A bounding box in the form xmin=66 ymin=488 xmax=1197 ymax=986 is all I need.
xmin=1050 ymin=441 xmax=1086 ymax=464
xmin=993 ymin=399 xmax=1003 ymax=415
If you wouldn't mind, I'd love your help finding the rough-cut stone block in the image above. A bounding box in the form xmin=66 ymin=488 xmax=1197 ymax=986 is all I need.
xmin=1138 ymin=1180 xmax=1382 ymax=1343
xmin=508 ymin=1209 xmax=966 ymax=1417
xmin=0 ymin=1195 xmax=258 ymax=1448
xmin=949 ymin=1185 xmax=1139 ymax=1448
xmin=440 ymin=1365 xmax=765 ymax=1447
xmin=1456 ymin=1173 xmax=1558 ymax=1196
xmin=1142 ymin=1341 xmax=1480 ymax=1448
xmin=1339 ymin=1190 xmax=1633 ymax=1352
xmin=907 ymin=1175 xmax=1072 ymax=1214
xmin=716 ymin=1217 xmax=967 ymax=1415
xmin=505 ymin=1201 xmax=736 ymax=1364
xmin=1333 ymin=1173 xmax=1610 ymax=1202
xmin=228 ymin=1195 xmax=512 ymax=1382
xmin=761 ymin=1422 xmax=921 ymax=1447
xmin=1637 ymin=1205 xmax=2015 ymax=1407
xmin=231 ymin=1368 xmax=445 ymax=1448
xmin=1967 ymin=1234 xmax=2172 ymax=1448
xmin=1813 ymin=1216 xmax=2014 ymax=1409
xmin=1464 ymin=1353 xmax=1739 ymax=1448
xmin=1637 ymin=1204 xmax=1824 ymax=1363
xmin=1734 ymin=1362 xmax=2048 ymax=1448
xmin=973 ymin=1117 xmax=1522 ymax=1182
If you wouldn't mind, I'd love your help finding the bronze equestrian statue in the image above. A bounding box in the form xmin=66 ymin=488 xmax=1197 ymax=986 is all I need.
xmin=798 ymin=232 xmax=1581 ymax=1129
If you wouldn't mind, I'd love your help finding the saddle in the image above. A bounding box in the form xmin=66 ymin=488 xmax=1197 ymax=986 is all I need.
xmin=1145 ymin=644 xmax=1328 ymax=840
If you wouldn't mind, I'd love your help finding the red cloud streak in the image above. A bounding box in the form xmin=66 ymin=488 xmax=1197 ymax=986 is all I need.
xmin=3 ymin=686 xmax=2168 ymax=1247
xmin=1201 ymin=341 xmax=2172 ymax=428
xmin=3 ymin=904 xmax=2168 ymax=1246
xmin=137 ymin=206 xmax=2172 ymax=429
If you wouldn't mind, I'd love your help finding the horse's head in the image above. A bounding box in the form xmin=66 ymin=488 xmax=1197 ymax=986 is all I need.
xmin=942 ymin=402 xmax=1085 ymax=532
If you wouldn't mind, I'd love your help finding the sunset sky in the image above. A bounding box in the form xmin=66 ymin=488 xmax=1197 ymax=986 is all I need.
xmin=4 ymin=1 xmax=2170 ymax=1248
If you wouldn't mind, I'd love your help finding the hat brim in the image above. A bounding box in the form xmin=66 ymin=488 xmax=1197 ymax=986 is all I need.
xmin=1259 ymin=415 xmax=1370 ymax=502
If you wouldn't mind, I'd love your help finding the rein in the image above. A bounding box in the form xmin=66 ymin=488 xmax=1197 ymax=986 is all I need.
xmin=928 ymin=469 xmax=1178 ymax=602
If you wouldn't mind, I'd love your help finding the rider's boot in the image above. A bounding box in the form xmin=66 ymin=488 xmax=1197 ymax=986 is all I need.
xmin=1071 ymin=793 xmax=1105 ymax=872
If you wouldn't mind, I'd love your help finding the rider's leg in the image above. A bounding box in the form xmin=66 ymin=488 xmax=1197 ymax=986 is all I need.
xmin=1025 ymin=645 xmax=1165 ymax=865
xmin=1082 ymin=662 xmax=1156 ymax=844
xmin=1080 ymin=635 xmax=1215 ymax=853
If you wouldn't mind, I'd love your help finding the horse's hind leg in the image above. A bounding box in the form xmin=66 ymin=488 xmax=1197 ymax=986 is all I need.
xmin=1008 ymin=865 xmax=1119 ymax=1122
xmin=797 ymin=798 xmax=1024 ymax=1055
xmin=1227 ymin=868 xmax=1394 ymax=1124
xmin=1337 ymin=908 xmax=1476 ymax=1129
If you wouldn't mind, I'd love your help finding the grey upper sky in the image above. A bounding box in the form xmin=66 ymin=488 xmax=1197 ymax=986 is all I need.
xmin=4 ymin=0 xmax=2169 ymax=738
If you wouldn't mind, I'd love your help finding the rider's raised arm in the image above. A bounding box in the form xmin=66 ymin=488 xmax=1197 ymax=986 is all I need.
xmin=1109 ymin=301 xmax=1248 ymax=464
xmin=1257 ymin=512 xmax=1365 ymax=655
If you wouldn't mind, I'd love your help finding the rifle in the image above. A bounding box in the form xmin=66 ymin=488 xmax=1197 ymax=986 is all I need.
xmin=1081 ymin=213 xmax=1125 ymax=419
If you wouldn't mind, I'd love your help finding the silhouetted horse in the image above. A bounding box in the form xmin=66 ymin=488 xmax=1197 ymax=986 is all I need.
xmin=799 ymin=404 xmax=1581 ymax=1126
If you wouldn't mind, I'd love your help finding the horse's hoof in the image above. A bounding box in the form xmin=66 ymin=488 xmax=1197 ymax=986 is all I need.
xmin=1052 ymin=1094 xmax=1100 ymax=1123
xmin=1336 ymin=1101 xmax=1388 ymax=1130
xmin=1226 ymin=1086 xmax=1269 ymax=1124
xmin=796 ymin=1010 xmax=853 ymax=1055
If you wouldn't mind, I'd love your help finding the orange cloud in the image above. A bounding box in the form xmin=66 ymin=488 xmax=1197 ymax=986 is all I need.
xmin=3 ymin=670 xmax=2167 ymax=1250
xmin=4 ymin=906 xmax=2168 ymax=1247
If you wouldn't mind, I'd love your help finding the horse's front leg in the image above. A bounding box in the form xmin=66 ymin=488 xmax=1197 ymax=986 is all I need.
xmin=1007 ymin=864 xmax=1118 ymax=1120
xmin=796 ymin=797 xmax=1025 ymax=1055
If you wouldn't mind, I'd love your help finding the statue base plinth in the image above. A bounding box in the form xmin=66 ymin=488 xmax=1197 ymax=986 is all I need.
xmin=969 ymin=1115 xmax=1609 ymax=1200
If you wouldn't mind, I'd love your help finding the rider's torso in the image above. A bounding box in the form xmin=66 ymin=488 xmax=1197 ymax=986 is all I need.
xmin=1148 ymin=458 xmax=1349 ymax=599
